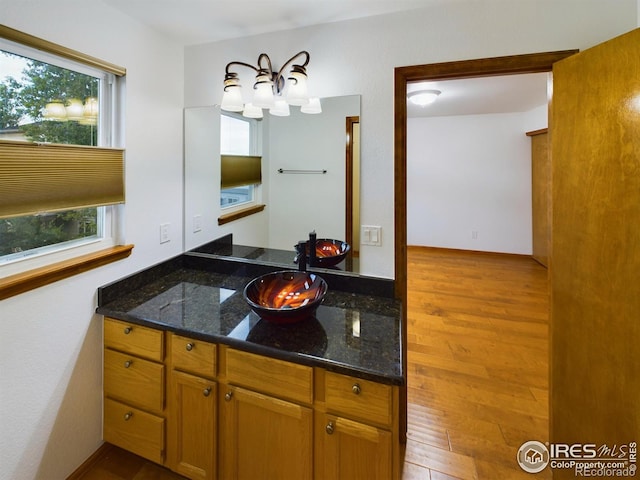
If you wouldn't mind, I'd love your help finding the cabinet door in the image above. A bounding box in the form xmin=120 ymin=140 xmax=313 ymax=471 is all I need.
xmin=221 ymin=385 xmax=312 ymax=480
xmin=168 ymin=371 xmax=217 ymax=480
xmin=318 ymin=413 xmax=392 ymax=480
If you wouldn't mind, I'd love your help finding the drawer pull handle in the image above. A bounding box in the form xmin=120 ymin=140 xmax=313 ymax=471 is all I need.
xmin=124 ymin=326 xmax=132 ymax=334
xmin=124 ymin=412 xmax=133 ymax=421
xmin=124 ymin=360 xmax=132 ymax=368
xmin=186 ymin=343 xmax=194 ymax=351
xmin=225 ymin=391 xmax=233 ymax=402
xmin=325 ymin=422 xmax=335 ymax=435
xmin=203 ymin=387 xmax=212 ymax=397
xmin=352 ymin=383 xmax=361 ymax=395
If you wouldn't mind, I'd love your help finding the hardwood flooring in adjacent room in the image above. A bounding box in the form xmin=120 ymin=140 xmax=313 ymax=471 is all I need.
xmin=403 ymin=246 xmax=550 ymax=479
xmin=72 ymin=247 xmax=549 ymax=480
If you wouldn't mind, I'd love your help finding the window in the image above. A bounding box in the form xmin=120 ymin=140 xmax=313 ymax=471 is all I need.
xmin=0 ymin=26 xmax=128 ymax=297
xmin=220 ymin=113 xmax=261 ymax=208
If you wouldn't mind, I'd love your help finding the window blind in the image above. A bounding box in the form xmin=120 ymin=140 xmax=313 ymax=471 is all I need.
xmin=0 ymin=140 xmax=125 ymax=218
xmin=221 ymin=155 xmax=262 ymax=189
xmin=0 ymin=24 xmax=126 ymax=76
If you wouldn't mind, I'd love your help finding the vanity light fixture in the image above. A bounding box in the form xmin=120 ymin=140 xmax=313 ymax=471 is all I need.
xmin=407 ymin=89 xmax=441 ymax=106
xmin=221 ymin=51 xmax=321 ymax=117
xmin=43 ymin=96 xmax=99 ymax=124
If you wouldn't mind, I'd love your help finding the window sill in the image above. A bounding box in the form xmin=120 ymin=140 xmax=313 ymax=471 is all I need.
xmin=218 ymin=204 xmax=266 ymax=225
xmin=0 ymin=244 xmax=134 ymax=300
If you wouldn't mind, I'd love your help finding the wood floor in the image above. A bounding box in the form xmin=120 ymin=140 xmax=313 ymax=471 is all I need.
xmin=403 ymin=246 xmax=549 ymax=479
xmin=71 ymin=247 xmax=549 ymax=480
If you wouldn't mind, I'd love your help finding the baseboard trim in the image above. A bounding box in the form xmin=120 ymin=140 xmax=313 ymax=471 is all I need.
xmin=407 ymin=245 xmax=533 ymax=259
xmin=66 ymin=442 xmax=115 ymax=480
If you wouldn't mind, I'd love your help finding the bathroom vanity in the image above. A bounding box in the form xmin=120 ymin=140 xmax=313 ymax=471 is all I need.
xmin=96 ymin=244 xmax=404 ymax=480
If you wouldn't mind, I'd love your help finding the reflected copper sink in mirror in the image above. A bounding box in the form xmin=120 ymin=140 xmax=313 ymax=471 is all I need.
xmin=306 ymin=239 xmax=351 ymax=267
xmin=243 ymin=271 xmax=328 ymax=324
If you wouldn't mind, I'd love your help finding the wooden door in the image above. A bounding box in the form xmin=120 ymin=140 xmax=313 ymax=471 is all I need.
xmin=527 ymin=129 xmax=550 ymax=267
xmin=318 ymin=414 xmax=392 ymax=480
xmin=220 ymin=386 xmax=313 ymax=480
xmin=167 ymin=371 xmax=217 ymax=480
xmin=550 ymin=26 xmax=640 ymax=466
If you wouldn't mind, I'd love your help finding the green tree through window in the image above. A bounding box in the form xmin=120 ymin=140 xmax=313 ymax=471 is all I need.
xmin=0 ymin=50 xmax=102 ymax=259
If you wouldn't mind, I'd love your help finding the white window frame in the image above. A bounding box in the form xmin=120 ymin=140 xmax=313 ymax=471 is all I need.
xmin=0 ymin=38 xmax=123 ymax=277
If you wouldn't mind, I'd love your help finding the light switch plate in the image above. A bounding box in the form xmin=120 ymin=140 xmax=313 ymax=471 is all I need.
xmin=361 ymin=225 xmax=382 ymax=246
xmin=160 ymin=223 xmax=170 ymax=244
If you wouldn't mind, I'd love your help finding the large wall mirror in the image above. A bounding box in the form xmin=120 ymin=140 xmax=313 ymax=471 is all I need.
xmin=184 ymin=94 xmax=361 ymax=273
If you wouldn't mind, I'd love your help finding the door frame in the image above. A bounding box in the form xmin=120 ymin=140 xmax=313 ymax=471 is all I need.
xmin=393 ymin=50 xmax=577 ymax=437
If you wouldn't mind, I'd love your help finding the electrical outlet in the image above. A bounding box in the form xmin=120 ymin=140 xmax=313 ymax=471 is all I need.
xmin=193 ymin=215 xmax=202 ymax=233
xmin=472 ymin=230 xmax=478 ymax=240
xmin=361 ymin=225 xmax=382 ymax=246
xmin=160 ymin=223 xmax=170 ymax=244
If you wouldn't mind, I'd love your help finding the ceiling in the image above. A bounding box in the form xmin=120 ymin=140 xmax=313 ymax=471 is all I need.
xmin=101 ymin=0 xmax=549 ymax=117
xmin=407 ymin=73 xmax=550 ymax=118
xmin=101 ymin=0 xmax=431 ymax=46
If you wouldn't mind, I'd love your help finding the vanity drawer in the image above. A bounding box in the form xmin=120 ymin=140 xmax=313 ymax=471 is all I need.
xmin=325 ymin=372 xmax=392 ymax=426
xmin=104 ymin=398 xmax=164 ymax=465
xmin=171 ymin=334 xmax=217 ymax=379
xmin=104 ymin=348 xmax=165 ymax=413
xmin=104 ymin=317 xmax=164 ymax=362
xmin=226 ymin=348 xmax=313 ymax=405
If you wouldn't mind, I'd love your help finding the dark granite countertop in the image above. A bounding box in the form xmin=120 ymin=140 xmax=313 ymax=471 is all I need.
xmin=96 ymin=254 xmax=404 ymax=385
xmin=191 ymin=234 xmax=361 ymax=273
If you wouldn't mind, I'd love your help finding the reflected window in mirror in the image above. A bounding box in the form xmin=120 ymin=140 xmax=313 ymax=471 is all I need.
xmin=220 ymin=113 xmax=262 ymax=208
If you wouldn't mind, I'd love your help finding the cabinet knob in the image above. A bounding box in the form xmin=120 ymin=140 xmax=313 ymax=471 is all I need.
xmin=186 ymin=342 xmax=194 ymax=351
xmin=124 ymin=326 xmax=132 ymax=335
xmin=203 ymin=387 xmax=212 ymax=397
xmin=352 ymin=383 xmax=361 ymax=395
xmin=124 ymin=360 xmax=132 ymax=368
xmin=124 ymin=412 xmax=133 ymax=421
xmin=325 ymin=422 xmax=335 ymax=435
xmin=225 ymin=391 xmax=233 ymax=402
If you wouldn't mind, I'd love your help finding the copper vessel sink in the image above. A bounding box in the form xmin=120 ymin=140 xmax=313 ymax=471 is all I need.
xmin=243 ymin=271 xmax=328 ymax=324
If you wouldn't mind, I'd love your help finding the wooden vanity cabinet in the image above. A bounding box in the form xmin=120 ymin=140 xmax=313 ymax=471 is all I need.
xmin=167 ymin=334 xmax=218 ymax=480
xmin=315 ymin=371 xmax=399 ymax=480
xmin=103 ymin=319 xmax=400 ymax=480
xmin=219 ymin=347 xmax=314 ymax=480
xmin=103 ymin=317 xmax=166 ymax=464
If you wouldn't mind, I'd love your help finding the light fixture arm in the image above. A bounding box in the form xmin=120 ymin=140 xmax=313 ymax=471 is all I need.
xmin=274 ymin=51 xmax=310 ymax=94
xmin=224 ymin=51 xmax=310 ymax=94
xmin=221 ymin=51 xmax=316 ymax=116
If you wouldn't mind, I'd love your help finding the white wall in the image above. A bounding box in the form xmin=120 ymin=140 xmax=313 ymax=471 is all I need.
xmin=0 ymin=2 xmax=184 ymax=479
xmin=184 ymin=0 xmax=637 ymax=278
xmin=0 ymin=1 xmax=637 ymax=479
xmin=407 ymin=106 xmax=546 ymax=254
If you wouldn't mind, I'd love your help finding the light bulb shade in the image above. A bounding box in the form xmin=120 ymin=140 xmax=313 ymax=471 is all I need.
xmin=242 ymin=103 xmax=263 ymax=119
xmin=221 ymin=76 xmax=244 ymax=112
xmin=44 ymin=101 xmax=68 ymax=121
xmin=83 ymin=97 xmax=99 ymax=118
xmin=286 ymin=70 xmax=309 ymax=106
xmin=253 ymin=83 xmax=275 ymax=109
xmin=269 ymin=99 xmax=290 ymax=116
xmin=407 ymin=89 xmax=441 ymax=106
xmin=301 ymin=97 xmax=322 ymax=114
xmin=66 ymin=98 xmax=84 ymax=121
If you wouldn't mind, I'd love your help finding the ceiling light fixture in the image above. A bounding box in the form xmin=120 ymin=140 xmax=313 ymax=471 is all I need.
xmin=407 ymin=89 xmax=441 ymax=107
xmin=221 ymin=51 xmax=321 ymax=117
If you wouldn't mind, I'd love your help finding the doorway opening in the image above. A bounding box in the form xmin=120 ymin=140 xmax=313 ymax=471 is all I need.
xmin=393 ymin=50 xmax=577 ymax=441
